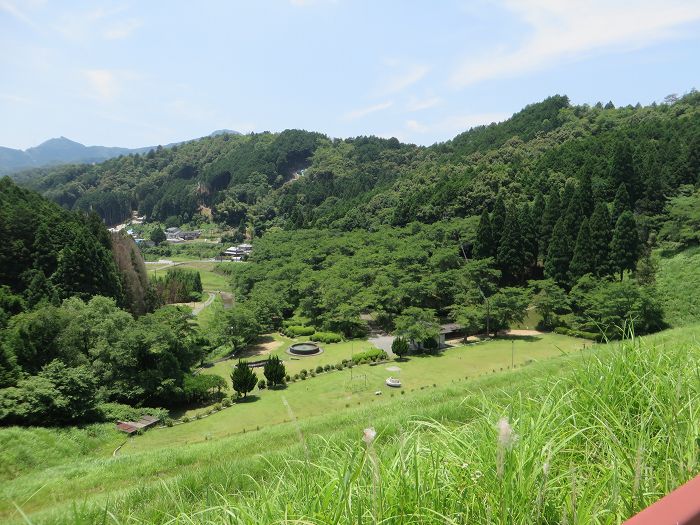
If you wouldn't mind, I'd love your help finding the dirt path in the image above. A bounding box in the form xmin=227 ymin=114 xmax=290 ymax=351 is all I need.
xmin=502 ymin=329 xmax=544 ymax=336
xmin=237 ymin=336 xmax=283 ymax=359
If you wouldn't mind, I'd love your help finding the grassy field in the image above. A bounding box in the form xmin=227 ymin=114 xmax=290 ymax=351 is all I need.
xmin=2 ymin=325 xmax=698 ymax=524
xmin=657 ymin=247 xmax=700 ymax=327
xmin=147 ymin=260 xmax=232 ymax=292
xmin=175 ymin=333 xmax=584 ymax=437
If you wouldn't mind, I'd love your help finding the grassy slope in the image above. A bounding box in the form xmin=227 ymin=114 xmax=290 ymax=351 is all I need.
xmin=2 ymin=326 xmax=698 ymax=523
xmin=657 ymin=247 xmax=700 ymax=327
xmin=177 ymin=333 xmax=581 ymax=434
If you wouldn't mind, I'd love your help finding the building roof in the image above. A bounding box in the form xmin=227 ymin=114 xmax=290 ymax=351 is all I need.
xmin=116 ymin=415 xmax=160 ymax=434
xmin=439 ymin=323 xmax=463 ymax=334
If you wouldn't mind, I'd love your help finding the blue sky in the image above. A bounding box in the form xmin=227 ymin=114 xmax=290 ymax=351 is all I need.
xmin=1 ymin=0 xmax=699 ymax=149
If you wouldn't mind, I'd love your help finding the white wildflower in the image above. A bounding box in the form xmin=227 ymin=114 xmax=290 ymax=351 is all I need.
xmin=363 ymin=427 xmax=376 ymax=445
xmin=497 ymin=417 xmax=516 ymax=449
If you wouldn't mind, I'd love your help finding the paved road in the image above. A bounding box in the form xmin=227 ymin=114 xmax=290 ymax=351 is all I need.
xmin=192 ymin=292 xmax=217 ymax=316
xmin=369 ymin=334 xmax=395 ymax=358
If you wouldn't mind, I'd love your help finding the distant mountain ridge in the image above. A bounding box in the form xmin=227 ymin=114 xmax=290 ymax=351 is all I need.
xmin=0 ymin=130 xmax=240 ymax=175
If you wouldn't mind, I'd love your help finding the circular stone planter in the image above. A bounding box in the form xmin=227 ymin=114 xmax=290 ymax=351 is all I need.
xmin=288 ymin=342 xmax=323 ymax=356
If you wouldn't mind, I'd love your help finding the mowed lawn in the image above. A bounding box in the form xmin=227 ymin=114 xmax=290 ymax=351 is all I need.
xmin=122 ymin=332 xmax=586 ymax=453
xmin=147 ymin=260 xmax=231 ymax=292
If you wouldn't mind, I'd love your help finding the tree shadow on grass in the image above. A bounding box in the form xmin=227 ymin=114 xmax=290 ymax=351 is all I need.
xmin=498 ymin=334 xmax=543 ymax=343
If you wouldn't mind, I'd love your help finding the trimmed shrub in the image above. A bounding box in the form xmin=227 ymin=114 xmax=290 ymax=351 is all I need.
xmin=283 ymin=325 xmax=316 ymax=337
xmin=315 ymin=365 xmax=324 ymax=374
xmin=312 ymin=331 xmax=343 ymax=344
xmin=258 ymin=379 xmax=266 ymax=389
xmin=352 ymin=348 xmax=387 ymax=362
xmin=222 ymin=398 xmax=231 ymax=408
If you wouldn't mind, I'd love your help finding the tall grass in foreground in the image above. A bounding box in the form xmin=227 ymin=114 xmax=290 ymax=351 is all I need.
xmin=49 ymin=334 xmax=699 ymax=525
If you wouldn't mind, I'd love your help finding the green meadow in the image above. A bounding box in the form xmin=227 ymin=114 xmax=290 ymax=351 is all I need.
xmin=3 ymin=325 xmax=698 ymax=523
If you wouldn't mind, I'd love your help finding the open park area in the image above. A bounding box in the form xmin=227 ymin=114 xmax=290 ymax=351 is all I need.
xmin=121 ymin=331 xmax=586 ymax=452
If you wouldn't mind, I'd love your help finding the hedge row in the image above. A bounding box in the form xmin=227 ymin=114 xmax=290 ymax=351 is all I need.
xmin=553 ymin=326 xmax=604 ymax=342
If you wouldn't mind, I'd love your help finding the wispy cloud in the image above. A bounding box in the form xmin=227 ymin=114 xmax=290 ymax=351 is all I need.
xmin=104 ymin=18 xmax=142 ymax=40
xmin=343 ymin=100 xmax=393 ymax=120
xmin=0 ymin=0 xmax=39 ymax=29
xmin=55 ymin=6 xmax=142 ymax=42
xmin=406 ymin=96 xmax=441 ymax=112
xmin=83 ymin=69 xmax=133 ymax=102
xmin=375 ymin=63 xmax=430 ymax=96
xmin=451 ymin=0 xmax=700 ymax=87
xmin=406 ymin=112 xmax=509 ymax=135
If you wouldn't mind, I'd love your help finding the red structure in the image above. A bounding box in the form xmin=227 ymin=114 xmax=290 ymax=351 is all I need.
xmin=624 ymin=474 xmax=700 ymax=525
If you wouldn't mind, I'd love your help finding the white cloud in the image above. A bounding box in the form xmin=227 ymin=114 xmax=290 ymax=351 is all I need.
xmin=0 ymin=0 xmax=39 ymax=29
xmin=406 ymin=96 xmax=442 ymax=112
xmin=343 ymin=101 xmax=393 ymax=120
xmin=375 ymin=64 xmax=430 ymax=96
xmin=451 ymin=0 xmax=700 ymax=87
xmin=83 ymin=69 xmax=121 ymax=101
xmin=104 ymin=18 xmax=142 ymax=40
xmin=406 ymin=112 xmax=510 ymax=135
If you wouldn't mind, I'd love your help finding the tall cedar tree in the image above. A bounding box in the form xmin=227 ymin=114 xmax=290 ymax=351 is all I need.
xmin=611 ymin=183 xmax=631 ymax=225
xmin=560 ymin=180 xmax=577 ymax=215
xmin=577 ymin=171 xmax=595 ymax=216
xmin=474 ymin=208 xmax=494 ymax=259
xmin=563 ymin=192 xmax=584 ymax=243
xmin=531 ymin=192 xmax=546 ymax=252
xmin=263 ymin=355 xmax=286 ymax=386
xmin=589 ymin=201 xmax=613 ymax=276
xmin=610 ymin=139 xmax=639 ymax=203
xmin=520 ymin=203 xmax=538 ymax=269
xmin=569 ymin=218 xmax=594 ymax=282
xmin=491 ymin=196 xmax=507 ymax=252
xmin=497 ymin=209 xmax=524 ymax=284
xmin=544 ymin=218 xmax=571 ymax=286
xmin=231 ymin=360 xmax=257 ymax=398
xmin=540 ymin=189 xmax=561 ymax=259
xmin=610 ymin=211 xmax=640 ymax=280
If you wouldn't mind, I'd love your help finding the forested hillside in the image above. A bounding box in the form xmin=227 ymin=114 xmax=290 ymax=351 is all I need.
xmin=14 ymin=93 xmax=700 ymax=236
xmin=0 ymin=179 xmax=211 ymax=426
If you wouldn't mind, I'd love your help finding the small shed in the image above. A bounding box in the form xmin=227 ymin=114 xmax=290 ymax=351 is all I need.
xmin=116 ymin=415 xmax=160 ymax=435
xmin=438 ymin=323 xmax=464 ymax=347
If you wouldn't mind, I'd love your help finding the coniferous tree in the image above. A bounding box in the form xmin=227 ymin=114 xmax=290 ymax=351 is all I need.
xmin=610 ymin=211 xmax=640 ymax=280
xmin=231 ymin=360 xmax=257 ymax=398
xmin=473 ymin=208 xmax=494 ymax=259
xmin=497 ymin=209 xmax=523 ymax=283
xmin=576 ymin=171 xmax=595 ymax=217
xmin=569 ymin=218 xmax=594 ymax=282
xmin=610 ymin=139 xmax=639 ymax=203
xmin=491 ymin=196 xmax=507 ymax=252
xmin=544 ymin=218 xmax=571 ymax=286
xmin=563 ymin=192 xmax=584 ymax=243
xmin=520 ymin=203 xmax=538 ymax=270
xmin=263 ymin=355 xmax=286 ymax=387
xmin=540 ymin=189 xmax=561 ymax=260
xmin=612 ymin=183 xmax=631 ymax=224
xmin=560 ymin=180 xmax=577 ymax=214
xmin=589 ymin=201 xmax=613 ymax=277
